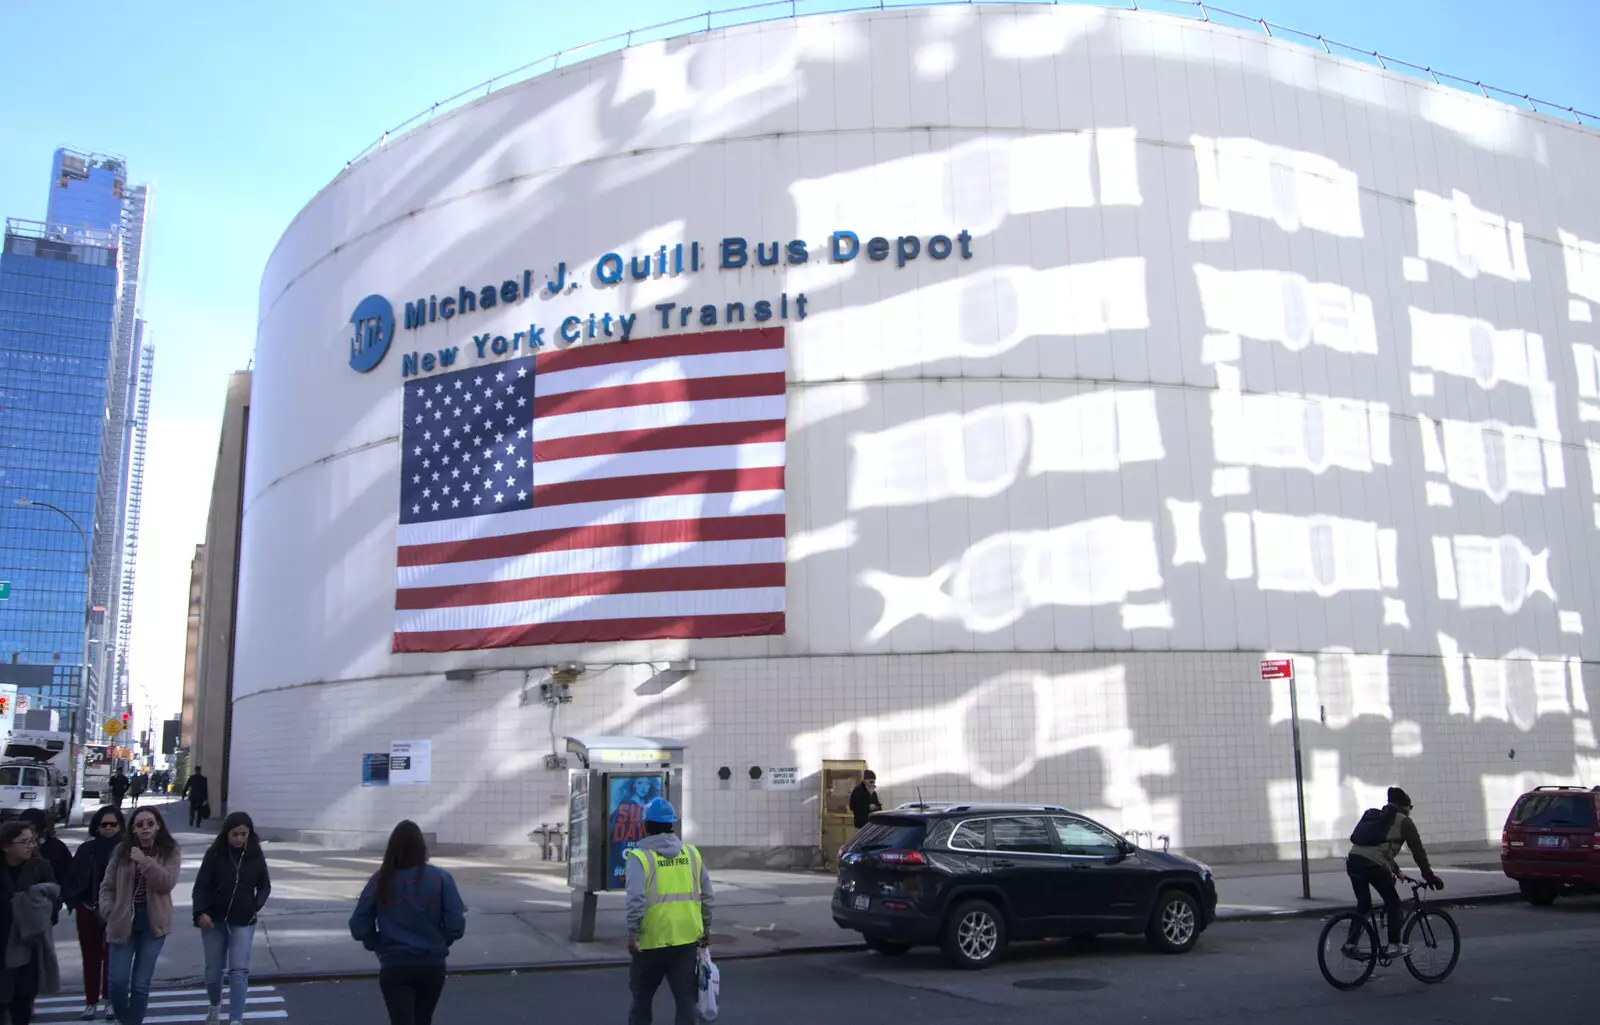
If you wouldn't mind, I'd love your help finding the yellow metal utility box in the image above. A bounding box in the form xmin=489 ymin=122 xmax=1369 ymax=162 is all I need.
xmin=819 ymin=758 xmax=868 ymax=870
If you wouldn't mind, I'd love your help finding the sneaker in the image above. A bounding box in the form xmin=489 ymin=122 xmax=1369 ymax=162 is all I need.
xmin=79 ymin=1007 xmax=96 ymax=1021
xmin=100 ymin=1004 xmax=115 ymax=1021
xmin=205 ymin=1006 xmax=220 ymax=1025
xmin=1383 ymin=943 xmax=1412 ymax=958
xmin=1339 ymin=942 xmax=1364 ymax=959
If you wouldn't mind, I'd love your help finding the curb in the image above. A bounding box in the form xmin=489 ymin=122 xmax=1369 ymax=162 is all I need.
xmin=1217 ymin=889 xmax=1524 ymax=923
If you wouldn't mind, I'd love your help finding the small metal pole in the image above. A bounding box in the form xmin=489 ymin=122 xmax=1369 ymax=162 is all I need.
xmin=1260 ymin=18 xmax=1272 ymax=37
xmin=1287 ymin=664 xmax=1311 ymax=900
xmin=1318 ymin=35 xmax=1331 ymax=54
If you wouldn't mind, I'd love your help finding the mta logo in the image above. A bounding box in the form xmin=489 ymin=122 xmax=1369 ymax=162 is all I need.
xmin=349 ymin=294 xmax=394 ymax=373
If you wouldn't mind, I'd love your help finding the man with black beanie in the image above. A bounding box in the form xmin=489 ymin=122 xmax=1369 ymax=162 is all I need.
xmin=1345 ymin=786 xmax=1443 ymax=958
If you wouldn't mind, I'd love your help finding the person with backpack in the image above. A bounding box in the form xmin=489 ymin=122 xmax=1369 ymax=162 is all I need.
xmin=348 ymin=821 xmax=466 ymax=1025
xmin=1345 ymin=787 xmax=1443 ymax=958
xmin=193 ymin=813 xmax=272 ymax=1025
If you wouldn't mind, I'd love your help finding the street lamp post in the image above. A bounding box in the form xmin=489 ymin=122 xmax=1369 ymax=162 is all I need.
xmin=11 ymin=499 xmax=94 ymax=752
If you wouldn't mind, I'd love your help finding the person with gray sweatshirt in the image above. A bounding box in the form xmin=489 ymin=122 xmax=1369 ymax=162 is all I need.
xmin=624 ymin=798 xmax=714 ymax=1025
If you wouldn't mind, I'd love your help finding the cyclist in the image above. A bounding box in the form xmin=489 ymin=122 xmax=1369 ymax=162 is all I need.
xmin=1345 ymin=786 xmax=1443 ymax=958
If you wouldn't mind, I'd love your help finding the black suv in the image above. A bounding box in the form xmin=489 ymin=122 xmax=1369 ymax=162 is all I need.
xmin=832 ymin=803 xmax=1218 ymax=969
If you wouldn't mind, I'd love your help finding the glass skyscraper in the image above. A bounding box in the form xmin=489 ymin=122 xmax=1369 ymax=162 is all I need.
xmin=0 ymin=149 xmax=153 ymax=739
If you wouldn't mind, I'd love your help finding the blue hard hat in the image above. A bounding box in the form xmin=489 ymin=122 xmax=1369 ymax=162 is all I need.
xmin=644 ymin=797 xmax=677 ymax=824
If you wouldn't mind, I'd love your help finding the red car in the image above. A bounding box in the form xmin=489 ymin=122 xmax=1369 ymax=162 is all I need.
xmin=1500 ymin=785 xmax=1600 ymax=905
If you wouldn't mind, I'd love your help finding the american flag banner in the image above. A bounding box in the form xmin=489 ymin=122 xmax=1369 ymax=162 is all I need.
xmin=392 ymin=327 xmax=788 ymax=652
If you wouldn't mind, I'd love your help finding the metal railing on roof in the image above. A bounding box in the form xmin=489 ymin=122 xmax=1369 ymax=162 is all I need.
xmin=343 ymin=0 xmax=1600 ymax=171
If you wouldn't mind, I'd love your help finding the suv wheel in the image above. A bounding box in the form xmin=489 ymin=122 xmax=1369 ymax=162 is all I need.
xmin=863 ymin=936 xmax=911 ymax=956
xmin=942 ymin=899 xmax=1007 ymax=969
xmin=1146 ymin=890 xmax=1200 ymax=954
xmin=1520 ymin=881 xmax=1559 ymax=906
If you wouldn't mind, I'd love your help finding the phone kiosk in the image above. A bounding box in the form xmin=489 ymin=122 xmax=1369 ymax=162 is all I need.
xmin=565 ymin=734 xmax=686 ymax=942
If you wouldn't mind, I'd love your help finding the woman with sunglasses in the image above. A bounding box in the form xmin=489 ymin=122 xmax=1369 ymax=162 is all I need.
xmin=66 ymin=807 xmax=124 ymax=1020
xmin=98 ymin=807 xmax=180 ymax=1025
xmin=0 ymin=818 xmax=61 ymax=1025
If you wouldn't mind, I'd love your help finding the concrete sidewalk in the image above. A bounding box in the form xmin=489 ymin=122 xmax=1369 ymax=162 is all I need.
xmin=44 ymin=815 xmax=1521 ymax=986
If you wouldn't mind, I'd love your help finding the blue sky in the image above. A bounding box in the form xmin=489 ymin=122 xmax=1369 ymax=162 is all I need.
xmin=2 ymin=0 xmax=1597 ymax=725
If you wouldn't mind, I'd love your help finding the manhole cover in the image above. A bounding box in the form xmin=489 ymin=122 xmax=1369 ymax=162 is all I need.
xmin=1012 ymin=978 xmax=1109 ymax=992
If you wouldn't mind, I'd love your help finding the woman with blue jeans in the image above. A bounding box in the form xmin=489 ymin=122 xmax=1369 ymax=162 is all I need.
xmin=97 ymin=807 xmax=180 ymax=1025
xmin=192 ymin=812 xmax=272 ymax=1025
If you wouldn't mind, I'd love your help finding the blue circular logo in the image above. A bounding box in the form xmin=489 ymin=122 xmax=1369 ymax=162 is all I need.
xmin=348 ymin=294 xmax=394 ymax=373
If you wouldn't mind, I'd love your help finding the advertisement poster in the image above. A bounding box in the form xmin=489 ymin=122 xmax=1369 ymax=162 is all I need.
xmin=361 ymin=753 xmax=390 ymax=787
xmin=0 ymin=684 xmax=15 ymax=738
xmin=606 ymin=774 xmax=663 ymax=889
xmin=567 ymin=771 xmax=590 ymax=890
xmin=389 ymin=740 xmax=432 ymax=786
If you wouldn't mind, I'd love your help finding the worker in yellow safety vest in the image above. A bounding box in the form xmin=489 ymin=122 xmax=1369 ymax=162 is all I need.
xmin=624 ymin=797 xmax=715 ymax=1025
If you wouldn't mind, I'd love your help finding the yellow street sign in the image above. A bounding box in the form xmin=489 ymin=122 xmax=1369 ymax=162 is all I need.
xmin=103 ymin=717 xmax=124 ymax=737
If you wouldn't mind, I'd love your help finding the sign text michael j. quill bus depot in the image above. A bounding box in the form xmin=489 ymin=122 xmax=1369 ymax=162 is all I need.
xmin=347 ymin=229 xmax=975 ymax=376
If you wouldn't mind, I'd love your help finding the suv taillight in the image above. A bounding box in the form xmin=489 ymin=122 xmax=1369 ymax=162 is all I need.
xmin=1501 ymin=829 xmax=1509 ymax=854
xmin=877 ymin=849 xmax=927 ymax=866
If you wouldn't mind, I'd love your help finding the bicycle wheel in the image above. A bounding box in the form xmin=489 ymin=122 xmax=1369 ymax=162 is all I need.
xmin=1402 ymin=907 xmax=1460 ymax=983
xmin=1318 ymin=911 xmax=1380 ymax=990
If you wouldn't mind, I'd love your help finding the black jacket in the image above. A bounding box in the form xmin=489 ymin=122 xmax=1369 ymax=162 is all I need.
xmin=192 ymin=845 xmax=271 ymax=927
xmin=108 ymin=773 xmax=129 ymax=796
xmin=183 ymin=773 xmax=210 ymax=805
xmin=849 ymin=782 xmax=882 ymax=828
xmin=65 ymin=833 xmax=121 ymax=911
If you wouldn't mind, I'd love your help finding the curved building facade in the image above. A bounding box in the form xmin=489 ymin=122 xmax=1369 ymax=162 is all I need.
xmin=237 ymin=3 xmax=1600 ymax=859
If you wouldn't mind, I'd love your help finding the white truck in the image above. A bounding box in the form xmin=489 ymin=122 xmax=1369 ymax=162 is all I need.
xmin=0 ymin=731 xmax=73 ymax=824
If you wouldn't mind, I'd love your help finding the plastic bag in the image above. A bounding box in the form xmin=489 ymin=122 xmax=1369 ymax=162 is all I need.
xmin=697 ymin=947 xmax=720 ymax=1022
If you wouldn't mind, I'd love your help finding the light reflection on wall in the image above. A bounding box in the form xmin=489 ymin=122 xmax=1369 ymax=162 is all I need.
xmin=1267 ymin=649 xmax=1393 ymax=730
xmin=1413 ymin=189 xmax=1531 ymax=283
xmin=1190 ymin=135 xmax=1363 ymax=240
xmin=848 ymin=389 xmax=1163 ymax=510
xmin=1225 ymin=512 xmax=1399 ymax=598
xmin=1432 ymin=534 xmax=1555 ymax=615
xmin=1194 ymin=265 xmax=1377 ymax=354
xmin=1418 ymin=417 xmax=1554 ymax=505
xmin=794 ymin=258 xmax=1150 ymax=379
xmin=1212 ymin=391 xmax=1391 ymax=476
xmin=1408 ymin=306 xmax=1550 ymax=394
xmin=861 ymin=517 xmax=1164 ymax=639
xmin=790 ymin=665 xmax=1179 ymax=842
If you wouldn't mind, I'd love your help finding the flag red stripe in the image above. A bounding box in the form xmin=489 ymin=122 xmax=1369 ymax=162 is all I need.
xmin=534 ymin=327 xmax=784 ymax=375
xmin=533 ymin=419 xmax=787 ymax=462
xmin=533 ymin=372 xmax=784 ymax=418
xmin=531 ymin=466 xmax=784 ymax=508
xmin=397 ymin=514 xmax=787 ymax=567
xmin=395 ymin=562 xmax=786 ymax=610
xmin=393 ymin=612 xmax=785 ymax=652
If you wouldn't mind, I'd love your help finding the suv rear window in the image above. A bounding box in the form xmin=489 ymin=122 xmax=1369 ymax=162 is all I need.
xmin=1510 ymin=793 xmax=1597 ymax=829
xmin=847 ymin=818 xmax=927 ymax=853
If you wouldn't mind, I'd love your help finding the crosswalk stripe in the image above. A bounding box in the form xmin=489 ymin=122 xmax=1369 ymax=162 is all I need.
xmin=36 ymin=988 xmax=278 ymax=1006
xmin=32 ymin=1012 xmax=286 ymax=1024
xmin=35 ymin=997 xmax=285 ymax=1013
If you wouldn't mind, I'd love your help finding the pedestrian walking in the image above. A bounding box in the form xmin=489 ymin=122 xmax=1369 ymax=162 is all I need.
xmin=65 ymin=806 xmax=123 ymax=1021
xmin=99 ymin=807 xmax=180 ymax=1025
xmin=17 ymin=811 xmax=70 ymax=925
xmin=348 ymin=821 xmax=465 ymax=1025
xmin=0 ymin=819 xmax=62 ymax=1025
xmin=193 ymin=813 xmax=271 ymax=1025
xmin=108 ymin=771 xmax=129 ymax=811
xmin=182 ymin=768 xmax=210 ymax=828
xmin=128 ymin=775 xmax=145 ymax=807
xmin=625 ymin=798 xmax=714 ymax=1025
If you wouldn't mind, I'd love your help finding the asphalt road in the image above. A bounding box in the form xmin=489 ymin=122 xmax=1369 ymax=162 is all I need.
xmin=275 ymin=899 xmax=1600 ymax=1024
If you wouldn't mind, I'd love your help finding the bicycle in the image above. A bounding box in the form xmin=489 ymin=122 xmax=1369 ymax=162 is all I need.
xmin=1316 ymin=874 xmax=1461 ymax=990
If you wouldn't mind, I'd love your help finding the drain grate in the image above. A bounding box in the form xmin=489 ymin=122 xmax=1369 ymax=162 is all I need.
xmin=1013 ymin=978 xmax=1109 ymax=992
